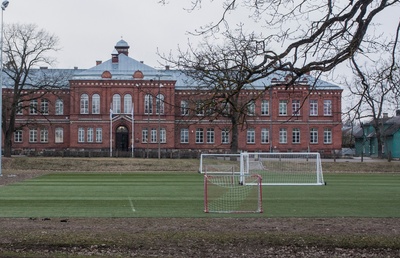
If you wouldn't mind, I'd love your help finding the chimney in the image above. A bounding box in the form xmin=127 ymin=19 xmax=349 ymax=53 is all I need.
xmin=396 ymin=110 xmax=400 ymax=116
xmin=383 ymin=113 xmax=388 ymax=118
xmin=165 ymin=65 xmax=170 ymax=70
xmin=111 ymin=49 xmax=119 ymax=63
xmin=96 ymin=60 xmax=102 ymax=66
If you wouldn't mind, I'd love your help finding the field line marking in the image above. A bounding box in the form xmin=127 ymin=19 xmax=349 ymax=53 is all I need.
xmin=128 ymin=197 xmax=136 ymax=213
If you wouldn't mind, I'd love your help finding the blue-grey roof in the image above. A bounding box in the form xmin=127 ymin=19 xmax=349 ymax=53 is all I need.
xmin=72 ymin=53 xmax=172 ymax=81
xmin=163 ymin=69 xmax=342 ymax=91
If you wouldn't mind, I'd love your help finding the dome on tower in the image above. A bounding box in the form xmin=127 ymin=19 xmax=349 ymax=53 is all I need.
xmin=115 ymin=39 xmax=129 ymax=48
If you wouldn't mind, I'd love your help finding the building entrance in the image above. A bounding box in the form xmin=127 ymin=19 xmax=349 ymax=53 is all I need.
xmin=116 ymin=125 xmax=129 ymax=151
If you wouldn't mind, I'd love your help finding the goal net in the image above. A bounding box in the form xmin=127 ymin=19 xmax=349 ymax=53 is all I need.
xmin=200 ymin=152 xmax=324 ymax=186
xmin=204 ymin=174 xmax=263 ymax=213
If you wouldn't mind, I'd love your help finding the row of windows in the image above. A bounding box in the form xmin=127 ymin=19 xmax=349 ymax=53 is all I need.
xmin=14 ymin=127 xmax=104 ymax=144
xmin=14 ymin=128 xmax=65 ymax=143
xmin=180 ymin=99 xmax=333 ymax=116
xmin=16 ymin=99 xmax=64 ymax=115
xmin=14 ymin=127 xmax=332 ymax=145
xmin=179 ymin=128 xmax=333 ymax=144
xmin=80 ymin=93 xmax=165 ymax=115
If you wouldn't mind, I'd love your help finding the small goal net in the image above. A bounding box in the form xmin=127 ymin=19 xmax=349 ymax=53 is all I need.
xmin=204 ymin=174 xmax=263 ymax=213
xmin=200 ymin=152 xmax=324 ymax=186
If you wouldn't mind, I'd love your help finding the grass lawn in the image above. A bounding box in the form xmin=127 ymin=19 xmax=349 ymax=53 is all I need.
xmin=0 ymin=172 xmax=399 ymax=218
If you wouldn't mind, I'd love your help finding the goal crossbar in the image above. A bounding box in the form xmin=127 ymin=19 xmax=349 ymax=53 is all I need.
xmin=200 ymin=152 xmax=325 ymax=186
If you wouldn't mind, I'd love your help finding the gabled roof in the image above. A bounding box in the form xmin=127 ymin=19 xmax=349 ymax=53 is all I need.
xmin=72 ymin=54 xmax=172 ymax=81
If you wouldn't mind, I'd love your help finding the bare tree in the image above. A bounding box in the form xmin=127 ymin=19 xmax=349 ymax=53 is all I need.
xmin=344 ymin=22 xmax=400 ymax=158
xmin=163 ymin=28 xmax=307 ymax=153
xmin=1 ymin=23 xmax=70 ymax=157
xmin=160 ymin=1 xmax=399 ymax=79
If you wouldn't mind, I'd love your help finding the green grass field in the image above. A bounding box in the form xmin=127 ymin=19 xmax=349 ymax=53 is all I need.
xmin=0 ymin=172 xmax=399 ymax=218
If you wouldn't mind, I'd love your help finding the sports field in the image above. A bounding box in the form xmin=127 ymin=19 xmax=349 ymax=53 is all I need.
xmin=1 ymin=172 xmax=399 ymax=218
xmin=1 ymin=157 xmax=400 ymax=257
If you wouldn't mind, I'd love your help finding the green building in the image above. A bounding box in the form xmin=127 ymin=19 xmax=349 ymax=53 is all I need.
xmin=354 ymin=111 xmax=400 ymax=159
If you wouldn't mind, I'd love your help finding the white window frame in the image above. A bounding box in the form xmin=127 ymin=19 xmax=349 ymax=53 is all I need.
xmin=247 ymin=129 xmax=255 ymax=144
xmin=92 ymin=94 xmax=100 ymax=114
xmin=279 ymin=128 xmax=287 ymax=144
xmin=55 ymin=127 xmax=64 ymax=143
xmin=14 ymin=130 xmax=23 ymax=143
xmin=96 ymin=128 xmax=102 ymax=143
xmin=180 ymin=128 xmax=189 ymax=143
xmin=261 ymin=100 xmax=269 ymax=115
xmin=261 ymin=128 xmax=269 ymax=143
xmin=279 ymin=100 xmax=287 ymax=116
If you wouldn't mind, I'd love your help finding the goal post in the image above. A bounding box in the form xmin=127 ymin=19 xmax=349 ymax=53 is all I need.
xmin=244 ymin=152 xmax=324 ymax=185
xmin=200 ymin=152 xmax=325 ymax=186
xmin=204 ymin=174 xmax=263 ymax=213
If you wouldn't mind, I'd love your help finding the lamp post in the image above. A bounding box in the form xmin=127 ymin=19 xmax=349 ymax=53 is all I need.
xmin=0 ymin=0 xmax=9 ymax=177
xmin=157 ymin=76 xmax=162 ymax=159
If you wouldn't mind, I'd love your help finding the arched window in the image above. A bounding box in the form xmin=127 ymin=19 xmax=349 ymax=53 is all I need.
xmin=112 ymin=94 xmax=121 ymax=113
xmin=144 ymin=94 xmax=153 ymax=114
xmin=41 ymin=99 xmax=49 ymax=115
xmin=156 ymin=94 xmax=164 ymax=115
xmin=55 ymin=99 xmax=63 ymax=115
xmin=124 ymin=94 xmax=132 ymax=114
xmin=92 ymin=94 xmax=100 ymax=114
xmin=180 ymin=100 xmax=189 ymax=116
xmin=80 ymin=94 xmax=89 ymax=114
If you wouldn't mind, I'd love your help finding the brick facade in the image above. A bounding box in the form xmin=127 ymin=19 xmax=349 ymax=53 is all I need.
xmin=4 ymin=40 xmax=343 ymax=156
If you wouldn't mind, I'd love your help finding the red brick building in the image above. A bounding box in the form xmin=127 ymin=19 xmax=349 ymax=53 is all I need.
xmin=5 ymin=40 xmax=342 ymax=157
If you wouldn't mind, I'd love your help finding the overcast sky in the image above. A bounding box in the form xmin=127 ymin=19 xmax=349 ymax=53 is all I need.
xmin=4 ymin=0 xmax=400 ymax=72
xmin=5 ymin=0 xmax=232 ymax=69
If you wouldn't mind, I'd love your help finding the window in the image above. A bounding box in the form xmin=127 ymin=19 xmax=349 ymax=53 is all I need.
xmin=261 ymin=100 xmax=269 ymax=115
xmin=40 ymin=128 xmax=48 ymax=143
xmin=144 ymin=94 xmax=153 ymax=114
xmin=29 ymin=129 xmax=38 ymax=143
xmin=323 ymin=100 xmax=332 ymax=116
xmin=181 ymin=100 xmax=189 ymax=116
xmin=292 ymin=128 xmax=300 ymax=143
xmin=279 ymin=128 xmax=287 ymax=143
xmin=196 ymin=102 xmax=204 ymax=116
xmin=92 ymin=94 xmax=100 ymax=114
xmin=151 ymin=128 xmax=157 ymax=143
xmin=324 ymin=128 xmax=332 ymax=144
xmin=310 ymin=128 xmax=318 ymax=144
xmin=30 ymin=100 xmax=38 ymax=115
xmin=247 ymin=129 xmax=255 ymax=144
xmin=55 ymin=99 xmax=63 ymax=115
xmin=112 ymin=94 xmax=121 ymax=114
xmin=78 ymin=128 xmax=85 ymax=143
xmin=96 ymin=128 xmax=102 ymax=143
xmin=156 ymin=94 xmax=164 ymax=115
xmin=41 ymin=99 xmax=49 ymax=115
xmin=196 ymin=128 xmax=204 ymax=143
xmin=124 ymin=94 xmax=132 ymax=114
xmin=207 ymin=128 xmax=214 ymax=144
xmin=261 ymin=128 xmax=269 ymax=143
xmin=142 ymin=129 xmax=148 ymax=143
xmin=55 ymin=128 xmax=63 ymax=143
xmin=87 ymin=128 xmax=94 ymax=142
xmin=160 ymin=128 xmax=166 ymax=143
xmin=221 ymin=129 xmax=229 ymax=144
xmin=310 ymin=100 xmax=318 ymax=116
xmin=80 ymin=94 xmax=89 ymax=114
xmin=180 ymin=128 xmax=189 ymax=143
xmin=16 ymin=101 xmax=23 ymax=115
xmin=292 ymin=100 xmax=300 ymax=116
xmin=14 ymin=130 xmax=23 ymax=143
xmin=279 ymin=100 xmax=287 ymax=115
xmin=247 ymin=100 xmax=255 ymax=116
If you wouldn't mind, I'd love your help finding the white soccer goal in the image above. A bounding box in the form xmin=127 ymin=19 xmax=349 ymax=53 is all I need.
xmin=204 ymin=174 xmax=263 ymax=213
xmin=200 ymin=152 xmax=325 ymax=186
